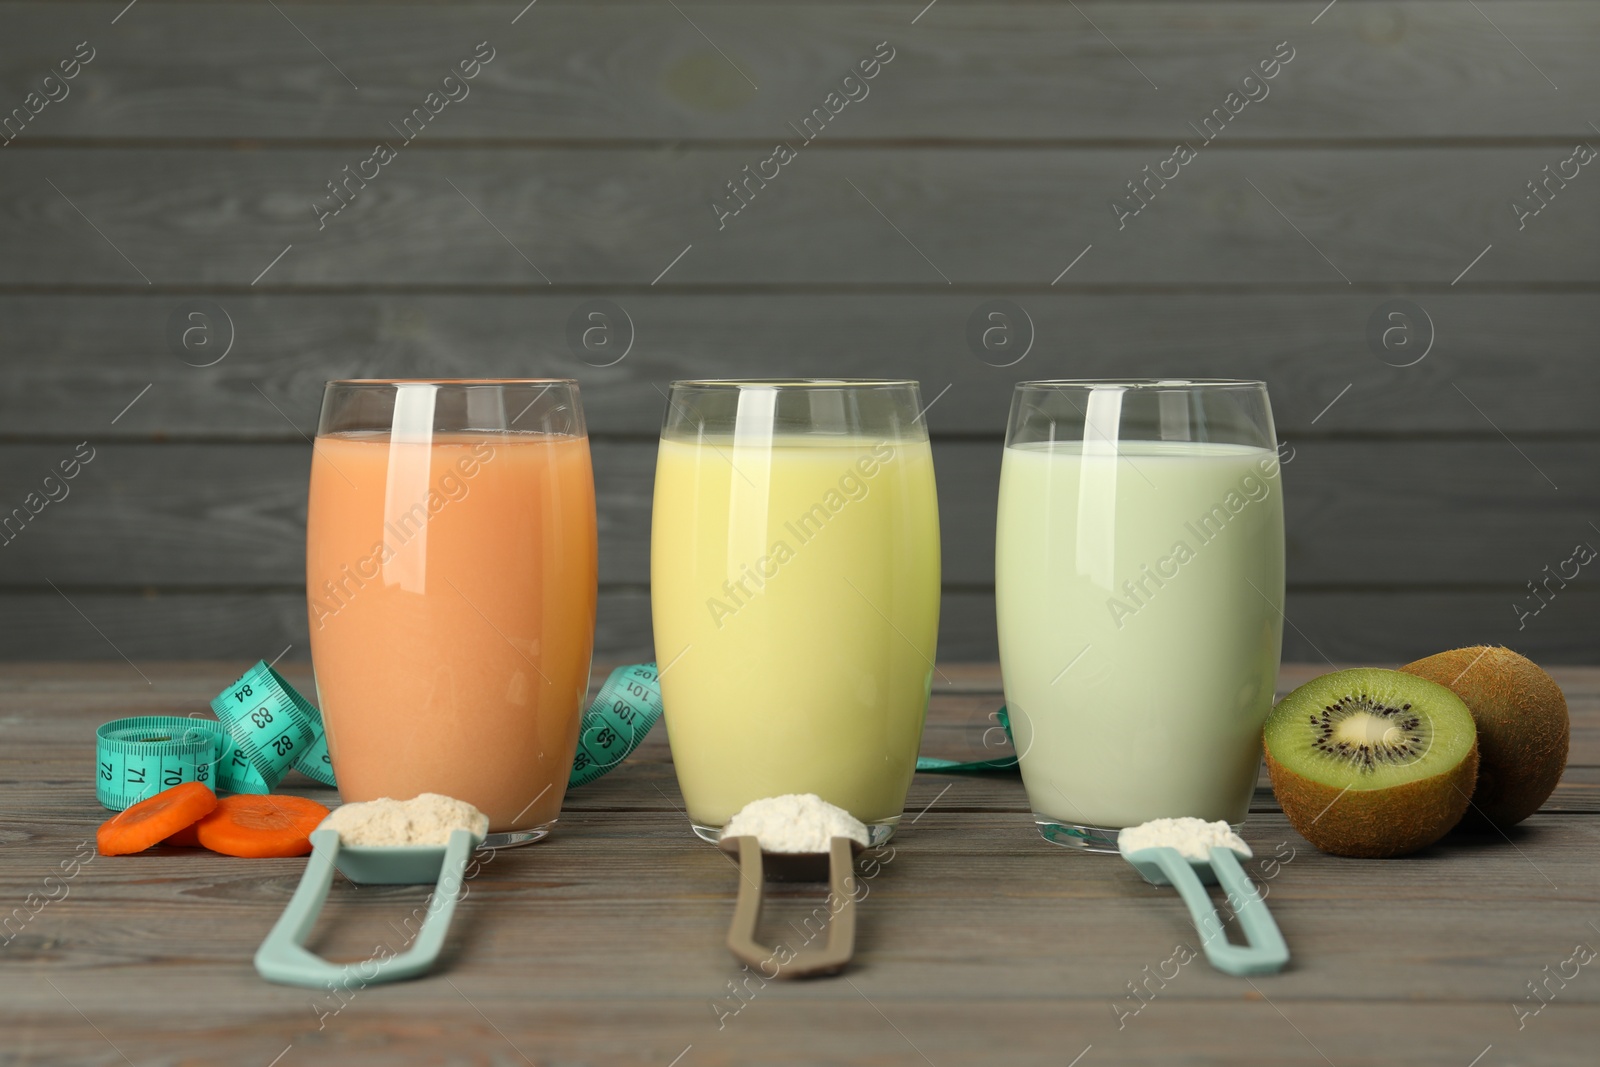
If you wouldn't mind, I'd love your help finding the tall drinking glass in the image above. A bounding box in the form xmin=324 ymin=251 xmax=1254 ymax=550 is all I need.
xmin=996 ymin=380 xmax=1285 ymax=852
xmin=306 ymin=380 xmax=597 ymax=848
xmin=651 ymin=380 xmax=941 ymax=845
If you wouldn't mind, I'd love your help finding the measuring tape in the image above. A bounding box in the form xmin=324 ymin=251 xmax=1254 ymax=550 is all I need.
xmin=209 ymin=661 xmax=334 ymax=791
xmin=95 ymin=716 xmax=222 ymax=810
xmin=914 ymin=706 xmax=1022 ymax=774
xmin=571 ymin=662 xmax=663 ymax=787
xmin=95 ymin=661 xmax=661 ymax=810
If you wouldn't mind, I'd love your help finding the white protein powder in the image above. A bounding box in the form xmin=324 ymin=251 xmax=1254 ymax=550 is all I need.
xmin=322 ymin=793 xmax=489 ymax=847
xmin=720 ymin=793 xmax=870 ymax=853
xmin=1118 ymin=817 xmax=1252 ymax=861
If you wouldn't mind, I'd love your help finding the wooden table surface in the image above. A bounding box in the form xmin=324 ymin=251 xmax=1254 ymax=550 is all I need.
xmin=2 ymin=662 xmax=1596 ymax=1067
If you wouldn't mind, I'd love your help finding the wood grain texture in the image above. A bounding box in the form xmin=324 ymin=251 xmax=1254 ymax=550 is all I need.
xmin=4 ymin=660 xmax=1598 ymax=795
xmin=0 ymin=4 xmax=1593 ymax=662
xmin=0 ymin=587 xmax=1595 ymax=664
xmin=2 ymin=147 xmax=1595 ymax=287
xmin=6 ymin=293 xmax=1599 ymax=436
xmin=2 ymin=1001 xmax=1597 ymax=1067
xmin=5 ymin=655 xmax=1593 ymax=742
xmin=0 ymin=439 xmax=1591 ymax=587
xmin=2 ymin=2 xmax=1597 ymax=140
xmin=2 ymin=1 xmax=1595 ymax=670
xmin=1 ymin=0 xmax=1597 ymax=1051
xmin=0 ymin=662 xmax=1595 ymax=1066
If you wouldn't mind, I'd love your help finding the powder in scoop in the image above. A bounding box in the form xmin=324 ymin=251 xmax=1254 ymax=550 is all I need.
xmin=720 ymin=793 xmax=869 ymax=853
xmin=1118 ymin=817 xmax=1251 ymax=861
xmin=322 ymin=793 xmax=489 ymax=847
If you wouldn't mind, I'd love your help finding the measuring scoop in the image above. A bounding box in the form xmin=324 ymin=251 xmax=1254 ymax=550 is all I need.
xmin=254 ymin=826 xmax=483 ymax=989
xmin=718 ymin=835 xmax=864 ymax=978
xmin=1118 ymin=840 xmax=1290 ymax=977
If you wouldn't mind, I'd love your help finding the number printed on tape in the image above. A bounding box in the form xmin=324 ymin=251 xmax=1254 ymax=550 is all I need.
xmin=210 ymin=660 xmax=338 ymax=790
xmin=568 ymin=663 xmax=663 ymax=788
xmin=94 ymin=716 xmax=223 ymax=810
xmin=212 ymin=672 xmax=315 ymax=791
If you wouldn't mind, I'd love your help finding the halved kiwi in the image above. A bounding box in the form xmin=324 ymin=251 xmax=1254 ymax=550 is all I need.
xmin=1263 ymin=668 xmax=1478 ymax=858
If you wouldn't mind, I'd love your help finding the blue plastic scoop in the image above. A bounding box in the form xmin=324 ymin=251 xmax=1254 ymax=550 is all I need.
xmin=1119 ymin=838 xmax=1290 ymax=977
xmin=254 ymin=826 xmax=483 ymax=989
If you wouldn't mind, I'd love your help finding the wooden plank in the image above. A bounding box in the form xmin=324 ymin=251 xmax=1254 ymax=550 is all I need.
xmin=15 ymin=658 xmax=1592 ymax=707
xmin=3 ymin=659 xmax=1600 ymax=985
xmin=4 ymin=659 xmax=1596 ymax=782
xmin=2 ymin=999 xmax=1597 ymax=1067
xmin=2 ymin=809 xmax=1598 ymax=1000
xmin=5 ymin=761 xmax=1598 ymax=819
xmin=2 ymin=3 xmax=1598 ymax=140
xmin=2 ymin=665 xmax=1594 ymax=1061
xmin=1270 ymin=590 xmax=1600 ymax=668
xmin=0 ymin=589 xmax=651 ymax=666
xmin=1 ymin=809 xmax=1597 ymax=1032
xmin=0 ymin=440 xmax=1592 ymax=587
xmin=7 ymin=293 xmax=1600 ymax=437
xmin=2 ymin=147 xmax=1595 ymax=286
xmin=0 ymin=586 xmax=1594 ymax=666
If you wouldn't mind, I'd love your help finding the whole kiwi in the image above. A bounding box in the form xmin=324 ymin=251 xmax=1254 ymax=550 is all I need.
xmin=1400 ymin=646 xmax=1569 ymax=828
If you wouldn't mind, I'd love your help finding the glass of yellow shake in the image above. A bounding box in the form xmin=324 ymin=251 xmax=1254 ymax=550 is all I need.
xmin=651 ymin=380 xmax=941 ymax=845
xmin=996 ymin=380 xmax=1285 ymax=852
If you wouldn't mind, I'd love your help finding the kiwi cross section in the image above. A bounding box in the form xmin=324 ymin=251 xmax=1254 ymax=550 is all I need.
xmin=1264 ymin=668 xmax=1480 ymax=858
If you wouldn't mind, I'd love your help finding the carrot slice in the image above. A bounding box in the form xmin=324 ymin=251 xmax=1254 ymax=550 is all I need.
xmin=97 ymin=781 xmax=218 ymax=856
xmin=194 ymin=794 xmax=330 ymax=858
xmin=163 ymin=821 xmax=203 ymax=847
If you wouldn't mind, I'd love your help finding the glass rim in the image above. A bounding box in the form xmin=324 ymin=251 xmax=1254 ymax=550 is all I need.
xmin=1015 ymin=378 xmax=1265 ymax=390
xmin=669 ymin=378 xmax=919 ymax=389
xmin=324 ymin=378 xmax=579 ymax=387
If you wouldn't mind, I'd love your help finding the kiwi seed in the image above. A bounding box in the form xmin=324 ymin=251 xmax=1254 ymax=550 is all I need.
xmin=1306 ymin=694 xmax=1426 ymax=770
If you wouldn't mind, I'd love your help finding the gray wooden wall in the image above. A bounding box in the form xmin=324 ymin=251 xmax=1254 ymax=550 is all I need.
xmin=1 ymin=1 xmax=1596 ymax=666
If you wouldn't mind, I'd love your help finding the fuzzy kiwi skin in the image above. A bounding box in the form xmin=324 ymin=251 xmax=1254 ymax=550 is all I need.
xmin=1264 ymin=743 xmax=1478 ymax=858
xmin=1400 ymin=646 xmax=1569 ymax=828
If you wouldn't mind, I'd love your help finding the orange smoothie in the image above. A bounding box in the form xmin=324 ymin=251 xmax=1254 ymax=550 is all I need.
xmin=305 ymin=431 xmax=597 ymax=834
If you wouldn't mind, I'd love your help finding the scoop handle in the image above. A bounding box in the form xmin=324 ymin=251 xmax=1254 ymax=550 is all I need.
xmin=254 ymin=828 xmax=477 ymax=988
xmin=1207 ymin=846 xmax=1290 ymax=975
xmin=1145 ymin=846 xmax=1288 ymax=977
xmin=725 ymin=836 xmax=858 ymax=978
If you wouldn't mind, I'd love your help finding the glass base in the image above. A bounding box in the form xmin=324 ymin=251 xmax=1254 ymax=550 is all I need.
xmin=691 ymin=815 xmax=901 ymax=848
xmin=1033 ymin=816 xmax=1246 ymax=854
xmin=482 ymin=820 xmax=556 ymax=849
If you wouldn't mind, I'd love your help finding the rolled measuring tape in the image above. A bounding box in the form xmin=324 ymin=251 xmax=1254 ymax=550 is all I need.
xmin=209 ymin=661 xmax=335 ymax=791
xmin=95 ymin=661 xmax=661 ymax=810
xmin=95 ymin=716 xmax=222 ymax=810
xmin=205 ymin=660 xmax=662 ymax=792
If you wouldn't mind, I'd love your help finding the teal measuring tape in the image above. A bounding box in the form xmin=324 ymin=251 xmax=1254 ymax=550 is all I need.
xmin=209 ymin=661 xmax=334 ymax=791
xmin=95 ymin=716 xmax=221 ymax=810
xmin=572 ymin=662 xmax=662 ymax=786
xmin=95 ymin=661 xmax=661 ymax=810
xmin=914 ymin=707 xmax=1022 ymax=774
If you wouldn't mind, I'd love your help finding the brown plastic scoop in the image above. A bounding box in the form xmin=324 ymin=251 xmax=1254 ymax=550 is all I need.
xmin=718 ymin=835 xmax=864 ymax=978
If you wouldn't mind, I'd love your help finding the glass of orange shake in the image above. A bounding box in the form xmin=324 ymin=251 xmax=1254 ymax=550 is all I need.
xmin=305 ymin=380 xmax=597 ymax=848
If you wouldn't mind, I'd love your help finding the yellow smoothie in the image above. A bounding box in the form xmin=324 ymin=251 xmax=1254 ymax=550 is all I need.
xmin=651 ymin=434 xmax=940 ymax=835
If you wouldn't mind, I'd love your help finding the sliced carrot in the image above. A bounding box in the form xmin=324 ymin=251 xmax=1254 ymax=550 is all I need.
xmin=163 ymin=821 xmax=203 ymax=847
xmin=97 ymin=781 xmax=218 ymax=856
xmin=194 ymin=794 xmax=331 ymax=858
